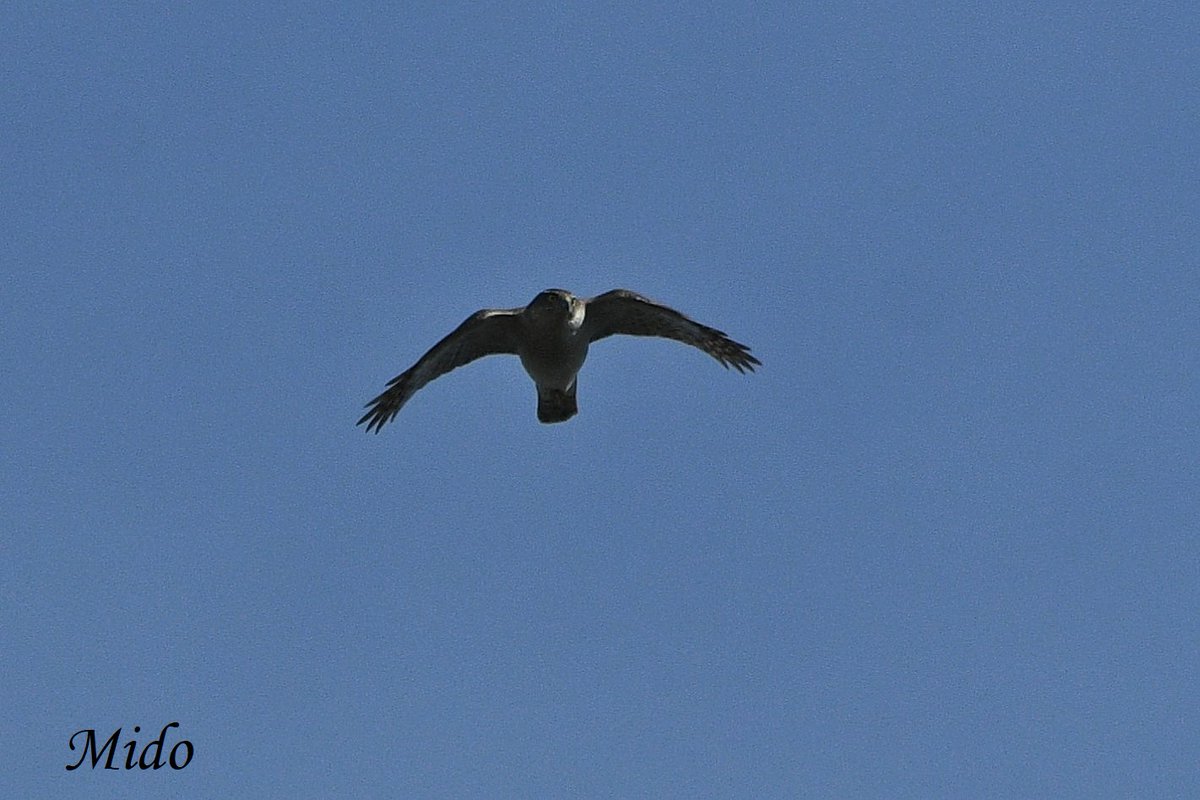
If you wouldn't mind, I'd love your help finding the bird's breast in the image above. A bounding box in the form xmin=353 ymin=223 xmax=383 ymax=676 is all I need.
xmin=518 ymin=335 xmax=588 ymax=390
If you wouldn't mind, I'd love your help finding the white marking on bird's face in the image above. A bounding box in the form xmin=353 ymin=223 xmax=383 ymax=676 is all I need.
xmin=566 ymin=295 xmax=585 ymax=330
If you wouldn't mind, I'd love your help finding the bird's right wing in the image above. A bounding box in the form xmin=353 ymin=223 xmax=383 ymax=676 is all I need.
xmin=582 ymin=289 xmax=761 ymax=373
xmin=358 ymin=308 xmax=522 ymax=433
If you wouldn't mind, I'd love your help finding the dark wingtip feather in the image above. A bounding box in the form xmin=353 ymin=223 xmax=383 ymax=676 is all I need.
xmin=357 ymin=388 xmax=398 ymax=433
xmin=712 ymin=332 xmax=759 ymax=374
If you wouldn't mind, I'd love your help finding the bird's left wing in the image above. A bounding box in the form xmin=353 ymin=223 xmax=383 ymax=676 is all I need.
xmin=581 ymin=289 xmax=761 ymax=372
xmin=358 ymin=308 xmax=522 ymax=433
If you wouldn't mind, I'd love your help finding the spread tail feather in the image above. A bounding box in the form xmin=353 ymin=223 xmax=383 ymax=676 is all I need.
xmin=537 ymin=383 xmax=578 ymax=424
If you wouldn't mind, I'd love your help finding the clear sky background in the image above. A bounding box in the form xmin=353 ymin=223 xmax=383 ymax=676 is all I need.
xmin=2 ymin=3 xmax=1197 ymax=798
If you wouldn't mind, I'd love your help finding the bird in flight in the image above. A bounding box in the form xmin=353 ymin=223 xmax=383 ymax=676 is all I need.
xmin=358 ymin=288 xmax=760 ymax=432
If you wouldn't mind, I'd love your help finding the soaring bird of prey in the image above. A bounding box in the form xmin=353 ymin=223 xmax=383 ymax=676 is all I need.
xmin=357 ymin=288 xmax=760 ymax=432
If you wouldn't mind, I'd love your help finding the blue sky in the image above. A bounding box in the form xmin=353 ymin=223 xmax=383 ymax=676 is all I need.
xmin=3 ymin=3 xmax=1197 ymax=797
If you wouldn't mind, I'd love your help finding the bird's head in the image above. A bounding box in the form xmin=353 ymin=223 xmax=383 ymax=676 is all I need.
xmin=527 ymin=289 xmax=584 ymax=330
